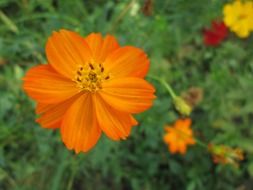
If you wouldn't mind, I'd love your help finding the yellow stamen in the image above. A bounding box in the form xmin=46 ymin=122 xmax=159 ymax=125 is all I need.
xmin=74 ymin=62 xmax=110 ymax=92
xmin=238 ymin=14 xmax=247 ymax=20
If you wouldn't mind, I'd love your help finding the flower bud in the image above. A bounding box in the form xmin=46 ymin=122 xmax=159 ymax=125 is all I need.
xmin=173 ymin=96 xmax=192 ymax=116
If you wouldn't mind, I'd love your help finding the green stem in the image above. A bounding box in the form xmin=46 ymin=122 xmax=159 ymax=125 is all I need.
xmin=109 ymin=0 xmax=136 ymax=33
xmin=194 ymin=138 xmax=208 ymax=148
xmin=147 ymin=75 xmax=176 ymax=99
xmin=0 ymin=167 xmax=17 ymax=188
xmin=0 ymin=11 xmax=19 ymax=34
xmin=160 ymin=78 xmax=177 ymax=99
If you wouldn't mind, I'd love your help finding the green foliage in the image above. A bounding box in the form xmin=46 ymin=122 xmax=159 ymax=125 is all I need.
xmin=0 ymin=0 xmax=253 ymax=189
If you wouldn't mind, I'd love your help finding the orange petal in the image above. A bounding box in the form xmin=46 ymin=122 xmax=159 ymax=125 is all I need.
xmin=36 ymin=93 xmax=81 ymax=129
xmin=40 ymin=119 xmax=61 ymax=129
xmin=183 ymin=118 xmax=192 ymax=127
xmin=178 ymin=142 xmax=187 ymax=154
xmin=49 ymin=121 xmax=62 ymax=128
xmin=164 ymin=133 xmax=176 ymax=144
xmin=169 ymin=143 xmax=178 ymax=154
xmin=23 ymin=65 xmax=79 ymax=104
xmin=85 ymin=33 xmax=103 ymax=61
xmin=46 ymin=29 xmax=92 ymax=78
xmin=94 ymin=94 xmax=137 ymax=140
xmin=61 ymin=94 xmax=101 ymax=153
xmin=37 ymin=112 xmax=61 ymax=129
xmin=85 ymin=33 xmax=119 ymax=63
xmin=187 ymin=138 xmax=196 ymax=145
xmin=36 ymin=103 xmax=53 ymax=114
xmin=103 ymin=46 xmax=150 ymax=78
xmin=99 ymin=35 xmax=120 ymax=62
xmin=100 ymin=77 xmax=155 ymax=113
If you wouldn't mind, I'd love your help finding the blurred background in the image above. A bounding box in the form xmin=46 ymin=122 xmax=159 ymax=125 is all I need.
xmin=0 ymin=0 xmax=253 ymax=189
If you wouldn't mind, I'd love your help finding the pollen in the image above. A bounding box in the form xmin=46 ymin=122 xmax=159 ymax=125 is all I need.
xmin=238 ymin=13 xmax=247 ymax=20
xmin=74 ymin=62 xmax=110 ymax=92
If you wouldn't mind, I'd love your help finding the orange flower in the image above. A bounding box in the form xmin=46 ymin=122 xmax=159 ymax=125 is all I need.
xmin=163 ymin=118 xmax=195 ymax=154
xmin=23 ymin=30 xmax=156 ymax=153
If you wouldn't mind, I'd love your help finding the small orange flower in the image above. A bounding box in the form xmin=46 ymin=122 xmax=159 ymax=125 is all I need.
xmin=23 ymin=29 xmax=156 ymax=153
xmin=163 ymin=118 xmax=195 ymax=154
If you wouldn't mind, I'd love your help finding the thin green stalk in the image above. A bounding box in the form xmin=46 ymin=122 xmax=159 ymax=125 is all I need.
xmin=67 ymin=155 xmax=78 ymax=190
xmin=109 ymin=0 xmax=136 ymax=33
xmin=51 ymin=150 xmax=69 ymax=190
xmin=0 ymin=11 xmax=19 ymax=34
xmin=160 ymin=78 xmax=177 ymax=99
xmin=0 ymin=167 xmax=17 ymax=188
xmin=147 ymin=75 xmax=176 ymax=99
xmin=146 ymin=75 xmax=161 ymax=82
xmin=194 ymin=138 xmax=208 ymax=148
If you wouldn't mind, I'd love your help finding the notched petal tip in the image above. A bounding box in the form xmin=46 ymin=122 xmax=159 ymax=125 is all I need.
xmin=61 ymin=94 xmax=102 ymax=153
xmin=94 ymin=94 xmax=135 ymax=141
xmin=86 ymin=32 xmax=103 ymax=38
xmin=46 ymin=29 xmax=92 ymax=78
xmin=104 ymin=46 xmax=150 ymax=78
xmin=101 ymin=77 xmax=156 ymax=113
xmin=23 ymin=64 xmax=79 ymax=104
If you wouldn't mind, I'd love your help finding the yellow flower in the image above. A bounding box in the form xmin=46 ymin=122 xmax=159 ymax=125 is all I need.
xmin=223 ymin=0 xmax=253 ymax=38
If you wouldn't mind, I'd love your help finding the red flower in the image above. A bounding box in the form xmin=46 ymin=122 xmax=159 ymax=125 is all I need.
xmin=203 ymin=21 xmax=228 ymax=46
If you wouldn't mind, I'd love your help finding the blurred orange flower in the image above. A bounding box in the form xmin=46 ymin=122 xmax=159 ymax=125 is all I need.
xmin=163 ymin=118 xmax=195 ymax=154
xmin=23 ymin=29 xmax=156 ymax=153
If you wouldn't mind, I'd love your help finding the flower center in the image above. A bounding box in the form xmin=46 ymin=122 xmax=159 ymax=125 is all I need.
xmin=238 ymin=13 xmax=247 ymax=20
xmin=74 ymin=63 xmax=110 ymax=92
